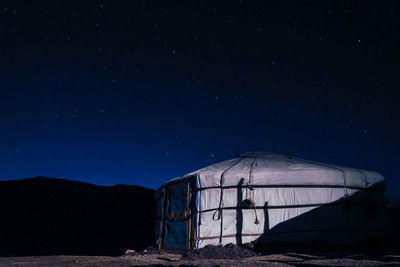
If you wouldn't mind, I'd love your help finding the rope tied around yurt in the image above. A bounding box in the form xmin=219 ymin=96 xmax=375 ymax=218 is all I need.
xmin=212 ymin=195 xmax=223 ymax=221
xmin=293 ymin=157 xmax=352 ymax=209
xmin=248 ymin=198 xmax=259 ymax=224
xmin=247 ymin=157 xmax=259 ymax=224
xmin=214 ymin=158 xmax=244 ymax=245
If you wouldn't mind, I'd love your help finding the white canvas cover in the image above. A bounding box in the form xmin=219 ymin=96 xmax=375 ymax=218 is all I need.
xmin=157 ymin=152 xmax=387 ymax=249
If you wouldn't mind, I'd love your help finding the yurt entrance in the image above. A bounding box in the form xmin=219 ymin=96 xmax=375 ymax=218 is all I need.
xmin=158 ymin=176 xmax=197 ymax=250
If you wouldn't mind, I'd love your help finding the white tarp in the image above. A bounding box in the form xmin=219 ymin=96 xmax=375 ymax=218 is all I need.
xmin=159 ymin=152 xmax=386 ymax=249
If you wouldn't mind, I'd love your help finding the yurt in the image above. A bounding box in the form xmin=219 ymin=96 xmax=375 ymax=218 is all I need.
xmin=155 ymin=152 xmax=388 ymax=250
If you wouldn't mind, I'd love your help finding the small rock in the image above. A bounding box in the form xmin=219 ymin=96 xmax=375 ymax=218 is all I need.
xmin=125 ymin=249 xmax=135 ymax=254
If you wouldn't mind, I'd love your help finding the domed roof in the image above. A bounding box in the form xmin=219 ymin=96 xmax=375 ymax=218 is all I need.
xmin=182 ymin=152 xmax=384 ymax=191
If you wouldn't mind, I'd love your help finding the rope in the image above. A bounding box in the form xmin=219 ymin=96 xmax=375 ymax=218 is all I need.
xmin=294 ymin=158 xmax=350 ymax=208
xmin=249 ymin=198 xmax=259 ymax=224
xmin=212 ymin=158 xmax=244 ymax=245
xmin=247 ymin=157 xmax=259 ymax=224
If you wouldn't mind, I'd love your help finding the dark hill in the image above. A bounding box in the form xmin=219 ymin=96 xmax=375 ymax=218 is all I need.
xmin=0 ymin=177 xmax=155 ymax=256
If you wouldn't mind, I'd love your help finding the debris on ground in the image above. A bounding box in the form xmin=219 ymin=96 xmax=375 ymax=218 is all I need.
xmin=183 ymin=243 xmax=258 ymax=260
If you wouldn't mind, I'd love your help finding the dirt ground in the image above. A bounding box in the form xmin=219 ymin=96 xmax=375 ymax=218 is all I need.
xmin=1 ymin=249 xmax=400 ymax=267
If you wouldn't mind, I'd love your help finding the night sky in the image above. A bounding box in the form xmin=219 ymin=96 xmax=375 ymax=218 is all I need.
xmin=0 ymin=1 xmax=399 ymax=194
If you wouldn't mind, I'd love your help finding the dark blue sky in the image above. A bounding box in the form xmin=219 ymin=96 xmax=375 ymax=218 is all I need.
xmin=0 ymin=1 xmax=399 ymax=194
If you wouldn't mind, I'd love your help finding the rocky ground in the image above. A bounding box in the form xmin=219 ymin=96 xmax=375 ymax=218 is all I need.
xmin=1 ymin=244 xmax=400 ymax=267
